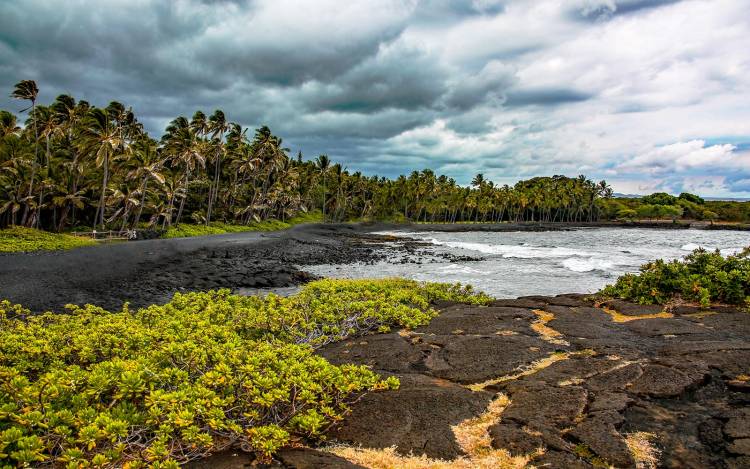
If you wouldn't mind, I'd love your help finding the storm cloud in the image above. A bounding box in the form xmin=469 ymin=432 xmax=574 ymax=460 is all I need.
xmin=1 ymin=0 xmax=749 ymax=197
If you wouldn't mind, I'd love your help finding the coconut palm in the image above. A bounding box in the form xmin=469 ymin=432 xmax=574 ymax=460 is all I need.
xmin=315 ymin=154 xmax=330 ymax=221
xmin=79 ymin=108 xmax=124 ymax=229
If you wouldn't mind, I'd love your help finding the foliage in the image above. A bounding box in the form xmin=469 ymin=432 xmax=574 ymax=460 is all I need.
xmin=164 ymin=211 xmax=322 ymax=239
xmin=641 ymin=192 xmax=677 ymax=206
xmin=634 ymin=204 xmax=683 ymax=220
xmin=0 ymin=226 xmax=96 ymax=253
xmin=599 ymin=247 xmax=750 ymax=308
xmin=4 ymin=80 xmax=746 ymax=231
xmin=679 ymin=192 xmax=705 ymax=205
xmin=0 ymin=279 xmax=489 ymax=466
xmin=1 ymin=80 xmax=619 ymax=233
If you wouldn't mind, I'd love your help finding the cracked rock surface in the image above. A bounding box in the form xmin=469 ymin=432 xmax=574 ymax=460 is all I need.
xmin=194 ymin=295 xmax=750 ymax=468
xmin=316 ymin=296 xmax=750 ymax=468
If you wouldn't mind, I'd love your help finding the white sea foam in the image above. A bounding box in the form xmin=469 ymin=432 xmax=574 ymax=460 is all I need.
xmin=681 ymin=243 xmax=704 ymax=251
xmin=432 ymin=240 xmax=584 ymax=259
xmin=439 ymin=264 xmax=489 ymax=275
xmin=561 ymin=257 xmax=615 ymax=272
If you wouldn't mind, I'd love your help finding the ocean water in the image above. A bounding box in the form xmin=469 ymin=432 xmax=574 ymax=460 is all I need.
xmin=304 ymin=228 xmax=749 ymax=298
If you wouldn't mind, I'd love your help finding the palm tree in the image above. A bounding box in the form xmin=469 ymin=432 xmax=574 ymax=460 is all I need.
xmin=162 ymin=116 xmax=205 ymax=225
xmin=315 ymin=154 xmax=330 ymax=221
xmin=11 ymin=80 xmax=39 ymax=227
xmin=207 ymin=110 xmax=229 ymax=223
xmin=80 ymin=108 xmax=123 ymax=229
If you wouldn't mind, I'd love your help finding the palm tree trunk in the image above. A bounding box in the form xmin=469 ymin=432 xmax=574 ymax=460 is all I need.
xmin=22 ymin=100 xmax=38 ymax=227
xmin=97 ymin=152 xmax=109 ymax=229
xmin=133 ymin=177 xmax=149 ymax=228
xmin=176 ymin=170 xmax=191 ymax=225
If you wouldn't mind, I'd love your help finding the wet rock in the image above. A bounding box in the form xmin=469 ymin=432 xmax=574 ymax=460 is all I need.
xmin=570 ymin=414 xmax=635 ymax=468
xmin=426 ymin=334 xmax=553 ymax=383
xmin=532 ymin=450 xmax=593 ymax=469
xmin=585 ymin=363 xmax=644 ymax=392
xmin=530 ymin=356 xmax=615 ymax=385
xmin=502 ymin=383 xmax=587 ymax=429
xmin=724 ymin=410 xmax=750 ymax=439
xmin=490 ymin=298 xmax=547 ymax=309
xmin=549 ymin=294 xmax=591 ymax=307
xmin=328 ymin=373 xmax=493 ymax=460
xmin=589 ymin=392 xmax=633 ymax=413
xmin=488 ymin=423 xmax=544 ymax=455
xmin=602 ymin=299 xmax=664 ymax=316
xmin=317 ymin=333 xmax=427 ymax=373
xmin=698 ymin=418 xmax=726 ymax=452
xmin=728 ymin=439 xmax=750 ymax=456
xmin=627 ymin=364 xmax=700 ymax=398
xmin=273 ymin=448 xmax=367 ymax=468
xmin=624 ymin=318 xmax=711 ymax=337
xmin=415 ymin=305 xmax=536 ymax=336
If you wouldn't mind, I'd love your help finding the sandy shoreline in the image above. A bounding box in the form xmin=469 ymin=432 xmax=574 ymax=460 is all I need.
xmin=0 ymin=223 xmax=391 ymax=312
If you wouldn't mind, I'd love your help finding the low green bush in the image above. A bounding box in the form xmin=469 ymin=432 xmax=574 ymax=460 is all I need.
xmin=0 ymin=278 xmax=489 ymax=467
xmin=599 ymin=247 xmax=750 ymax=308
xmin=0 ymin=227 xmax=97 ymax=253
xmin=164 ymin=211 xmax=323 ymax=239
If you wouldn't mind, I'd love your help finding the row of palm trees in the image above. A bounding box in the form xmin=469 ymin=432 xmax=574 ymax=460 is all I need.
xmin=0 ymin=80 xmax=614 ymax=232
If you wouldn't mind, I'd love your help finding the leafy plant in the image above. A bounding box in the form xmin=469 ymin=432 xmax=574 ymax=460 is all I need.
xmin=0 ymin=226 xmax=96 ymax=253
xmin=163 ymin=211 xmax=322 ymax=239
xmin=0 ymin=279 xmax=489 ymax=466
xmin=599 ymin=247 xmax=750 ymax=308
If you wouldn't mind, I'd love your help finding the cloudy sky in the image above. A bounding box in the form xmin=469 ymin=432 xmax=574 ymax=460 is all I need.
xmin=1 ymin=0 xmax=749 ymax=197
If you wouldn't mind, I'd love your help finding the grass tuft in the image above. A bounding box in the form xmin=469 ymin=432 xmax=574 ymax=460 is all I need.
xmin=625 ymin=432 xmax=660 ymax=469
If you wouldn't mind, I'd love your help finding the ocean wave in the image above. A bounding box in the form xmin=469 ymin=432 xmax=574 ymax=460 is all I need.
xmin=432 ymin=240 xmax=584 ymax=259
xmin=681 ymin=243 xmax=705 ymax=251
xmin=438 ymin=263 xmax=490 ymax=275
xmin=561 ymin=257 xmax=615 ymax=273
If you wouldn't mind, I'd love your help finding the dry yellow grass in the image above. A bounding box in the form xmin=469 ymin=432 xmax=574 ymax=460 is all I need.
xmin=601 ymin=307 xmax=673 ymax=323
xmin=625 ymin=432 xmax=660 ymax=469
xmin=530 ymin=310 xmax=569 ymax=346
xmin=327 ymin=394 xmax=539 ymax=469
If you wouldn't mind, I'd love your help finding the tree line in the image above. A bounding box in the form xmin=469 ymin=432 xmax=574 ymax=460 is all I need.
xmin=12 ymin=79 xmax=738 ymax=233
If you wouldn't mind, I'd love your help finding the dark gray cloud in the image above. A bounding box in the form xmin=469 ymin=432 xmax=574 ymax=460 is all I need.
xmin=1 ymin=0 xmax=749 ymax=196
xmin=504 ymin=88 xmax=593 ymax=107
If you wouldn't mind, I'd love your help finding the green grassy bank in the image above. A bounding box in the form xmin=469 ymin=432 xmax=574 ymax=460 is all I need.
xmin=0 ymin=227 xmax=97 ymax=253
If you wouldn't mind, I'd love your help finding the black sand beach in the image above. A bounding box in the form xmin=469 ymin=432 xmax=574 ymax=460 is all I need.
xmin=0 ymin=223 xmax=391 ymax=312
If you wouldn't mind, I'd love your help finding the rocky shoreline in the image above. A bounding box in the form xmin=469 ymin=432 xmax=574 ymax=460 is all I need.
xmin=193 ymin=295 xmax=750 ymax=469
xmin=2 ymin=223 xmax=749 ymax=468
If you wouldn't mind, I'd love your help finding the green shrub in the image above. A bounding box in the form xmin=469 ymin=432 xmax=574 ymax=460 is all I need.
xmin=0 ymin=278 xmax=488 ymax=466
xmin=0 ymin=227 xmax=97 ymax=253
xmin=164 ymin=211 xmax=323 ymax=239
xmin=599 ymin=247 xmax=750 ymax=308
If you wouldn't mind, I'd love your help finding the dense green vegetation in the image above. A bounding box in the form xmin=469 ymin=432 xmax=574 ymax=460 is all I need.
xmin=163 ymin=211 xmax=322 ymax=239
xmin=0 ymin=279 xmax=489 ymax=467
xmin=1 ymin=80 xmax=616 ymax=233
xmin=0 ymin=226 xmax=96 ymax=253
xmin=599 ymin=247 xmax=750 ymax=308
xmin=2 ymin=80 xmax=747 ymax=236
xmin=600 ymin=192 xmax=748 ymax=223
